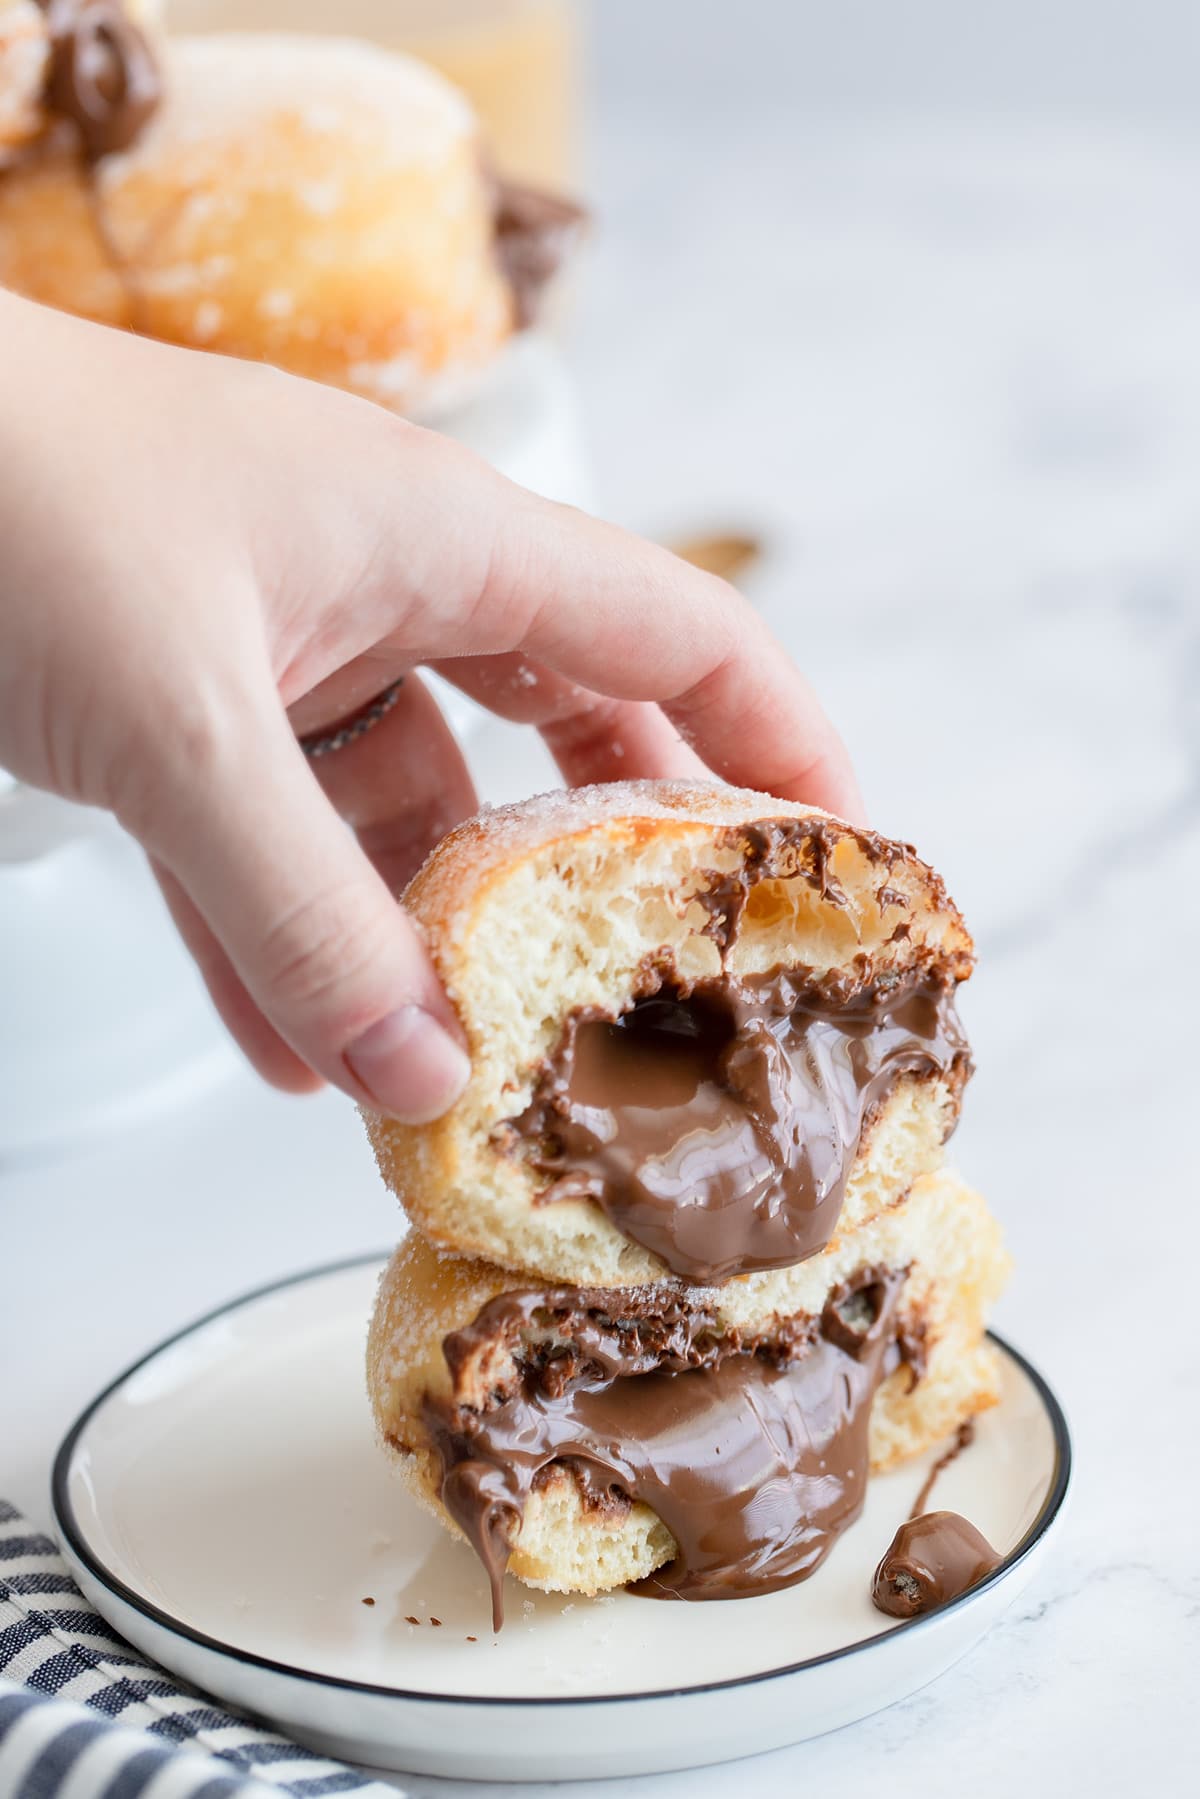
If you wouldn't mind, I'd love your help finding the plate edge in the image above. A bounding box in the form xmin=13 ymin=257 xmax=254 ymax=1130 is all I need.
xmin=49 ymin=1256 xmax=1074 ymax=1710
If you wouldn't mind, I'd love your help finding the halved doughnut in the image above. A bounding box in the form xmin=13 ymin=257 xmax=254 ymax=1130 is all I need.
xmin=367 ymin=1168 xmax=1009 ymax=1621
xmin=365 ymin=780 xmax=975 ymax=1286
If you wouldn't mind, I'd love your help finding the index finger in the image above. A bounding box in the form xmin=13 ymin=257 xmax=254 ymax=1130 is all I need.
xmin=470 ymin=492 xmax=865 ymax=821
xmin=280 ymin=414 xmax=862 ymax=818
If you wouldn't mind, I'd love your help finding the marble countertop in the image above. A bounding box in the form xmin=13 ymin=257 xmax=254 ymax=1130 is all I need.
xmin=3 ymin=108 xmax=1197 ymax=1798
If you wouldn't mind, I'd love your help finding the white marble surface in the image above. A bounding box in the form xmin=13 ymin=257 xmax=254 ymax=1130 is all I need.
xmin=4 ymin=68 xmax=1200 ymax=1799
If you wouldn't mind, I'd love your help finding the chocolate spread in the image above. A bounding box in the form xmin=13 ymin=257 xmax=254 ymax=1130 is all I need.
xmin=511 ymin=962 xmax=968 ymax=1283
xmin=871 ymin=1510 xmax=1001 ymax=1618
xmin=693 ymin=818 xmax=929 ymax=949
xmin=423 ymin=1267 xmax=908 ymax=1631
xmin=492 ymin=178 xmax=586 ymax=327
xmin=38 ymin=0 xmax=160 ymax=160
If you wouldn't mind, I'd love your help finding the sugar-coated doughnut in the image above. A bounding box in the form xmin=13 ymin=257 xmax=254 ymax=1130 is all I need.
xmin=364 ymin=780 xmax=976 ymax=1289
xmin=0 ymin=31 xmax=522 ymax=416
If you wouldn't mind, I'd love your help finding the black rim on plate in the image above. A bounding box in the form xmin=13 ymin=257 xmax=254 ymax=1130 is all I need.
xmin=51 ymin=1252 xmax=1072 ymax=1709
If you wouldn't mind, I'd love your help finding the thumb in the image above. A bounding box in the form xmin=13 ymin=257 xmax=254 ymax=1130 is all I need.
xmin=133 ymin=684 xmax=470 ymax=1124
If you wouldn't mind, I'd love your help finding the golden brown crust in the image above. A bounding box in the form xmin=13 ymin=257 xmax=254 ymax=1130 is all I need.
xmin=399 ymin=781 xmax=972 ymax=963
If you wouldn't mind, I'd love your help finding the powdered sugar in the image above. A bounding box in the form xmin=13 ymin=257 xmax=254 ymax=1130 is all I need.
xmin=257 ymin=288 xmax=295 ymax=320
xmin=297 ymin=179 xmax=340 ymax=217
xmin=440 ymin=780 xmax=805 ymax=855
xmin=191 ymin=299 xmax=223 ymax=340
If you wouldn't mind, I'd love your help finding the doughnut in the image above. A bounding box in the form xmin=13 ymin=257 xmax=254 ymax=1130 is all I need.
xmin=363 ymin=780 xmax=975 ymax=1289
xmin=0 ymin=28 xmax=581 ymax=416
xmin=367 ymin=1168 xmax=1009 ymax=1625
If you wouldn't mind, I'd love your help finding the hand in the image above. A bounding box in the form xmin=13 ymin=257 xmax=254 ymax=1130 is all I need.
xmin=0 ymin=291 xmax=861 ymax=1122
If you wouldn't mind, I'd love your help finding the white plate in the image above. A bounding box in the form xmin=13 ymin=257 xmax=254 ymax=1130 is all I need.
xmin=52 ymin=1256 xmax=1071 ymax=1783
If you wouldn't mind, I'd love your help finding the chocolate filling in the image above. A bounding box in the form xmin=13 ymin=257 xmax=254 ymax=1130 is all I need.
xmin=871 ymin=1510 xmax=1001 ymax=1618
xmin=422 ymin=1267 xmax=909 ymax=1631
xmin=908 ymin=1419 xmax=975 ymax=1518
xmin=510 ymin=961 xmax=968 ymax=1283
xmin=503 ymin=816 xmax=971 ymax=1283
xmin=693 ymin=817 xmax=927 ymax=950
xmin=492 ymin=177 xmax=586 ymax=328
xmin=38 ymin=0 xmax=160 ymax=161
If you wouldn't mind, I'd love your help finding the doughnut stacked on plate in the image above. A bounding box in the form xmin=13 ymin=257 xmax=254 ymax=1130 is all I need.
xmin=0 ymin=3 xmax=581 ymax=417
xmin=364 ymin=782 xmax=1010 ymax=1629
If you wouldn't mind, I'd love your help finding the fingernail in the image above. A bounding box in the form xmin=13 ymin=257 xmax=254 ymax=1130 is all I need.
xmin=345 ymin=1005 xmax=470 ymax=1123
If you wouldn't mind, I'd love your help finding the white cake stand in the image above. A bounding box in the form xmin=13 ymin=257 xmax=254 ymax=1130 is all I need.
xmin=0 ymin=338 xmax=593 ymax=1161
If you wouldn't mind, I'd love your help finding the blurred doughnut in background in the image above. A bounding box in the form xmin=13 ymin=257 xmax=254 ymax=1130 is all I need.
xmin=167 ymin=0 xmax=581 ymax=189
xmin=0 ymin=2 xmax=584 ymax=417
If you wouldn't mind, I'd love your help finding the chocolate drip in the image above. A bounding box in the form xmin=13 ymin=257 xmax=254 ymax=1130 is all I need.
xmin=424 ymin=1267 xmax=906 ymax=1631
xmin=871 ymin=1510 xmax=1001 ymax=1618
xmin=909 ymin=1419 xmax=975 ymax=1518
xmin=493 ymin=178 xmax=586 ymax=327
xmin=38 ymin=0 xmax=160 ymax=160
xmin=511 ymin=962 xmax=969 ymax=1283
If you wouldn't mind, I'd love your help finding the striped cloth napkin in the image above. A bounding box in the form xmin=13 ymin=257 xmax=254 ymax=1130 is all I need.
xmin=0 ymin=1503 xmax=404 ymax=1799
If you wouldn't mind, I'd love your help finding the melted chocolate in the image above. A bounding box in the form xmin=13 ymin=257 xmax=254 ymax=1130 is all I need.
xmin=695 ymin=816 xmax=949 ymax=952
xmin=697 ymin=819 xmax=858 ymax=947
xmin=493 ymin=178 xmax=586 ymax=327
xmin=39 ymin=0 xmax=160 ymax=160
xmin=871 ymin=1510 xmax=1001 ymax=1617
xmin=512 ymin=963 xmax=969 ymax=1283
xmin=909 ymin=1419 xmax=975 ymax=1518
xmin=423 ymin=1268 xmax=906 ymax=1631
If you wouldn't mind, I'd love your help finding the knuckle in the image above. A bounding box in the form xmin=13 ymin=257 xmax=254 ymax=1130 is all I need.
xmin=677 ymin=647 xmax=747 ymax=722
xmin=257 ymin=882 xmax=396 ymax=1032
xmin=113 ymin=671 xmax=248 ymax=844
xmin=164 ymin=682 xmax=232 ymax=778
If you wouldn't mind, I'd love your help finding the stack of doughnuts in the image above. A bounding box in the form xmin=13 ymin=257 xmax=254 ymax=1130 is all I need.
xmin=0 ymin=3 xmax=582 ymax=416
xmin=365 ymin=782 xmax=1010 ymax=1628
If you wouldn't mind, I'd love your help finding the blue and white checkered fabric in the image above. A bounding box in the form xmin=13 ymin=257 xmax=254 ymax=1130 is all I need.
xmin=0 ymin=1503 xmax=402 ymax=1799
